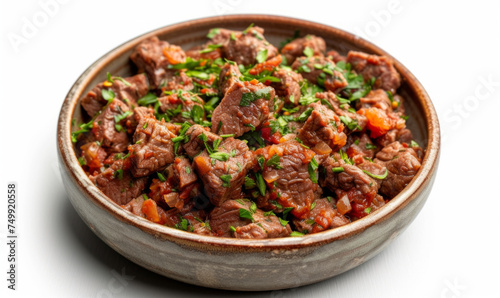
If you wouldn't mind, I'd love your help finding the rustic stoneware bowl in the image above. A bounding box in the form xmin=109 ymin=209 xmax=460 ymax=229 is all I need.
xmin=57 ymin=15 xmax=440 ymax=291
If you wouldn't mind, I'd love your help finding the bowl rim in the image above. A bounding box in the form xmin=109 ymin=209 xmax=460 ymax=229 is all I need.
xmin=57 ymin=14 xmax=440 ymax=250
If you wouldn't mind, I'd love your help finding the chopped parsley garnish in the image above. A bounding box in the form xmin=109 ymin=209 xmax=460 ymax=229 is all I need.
xmin=114 ymin=169 xmax=123 ymax=180
xmin=240 ymin=87 xmax=272 ymax=106
xmin=185 ymin=167 xmax=191 ymax=174
xmin=290 ymin=231 xmax=305 ymax=237
xmin=339 ymin=115 xmax=360 ymax=131
xmin=257 ymin=156 xmax=265 ymax=170
xmin=365 ymin=207 xmax=372 ymax=214
xmin=206 ymin=28 xmax=220 ymax=39
xmin=279 ymin=217 xmax=289 ymax=227
xmin=255 ymin=172 xmax=266 ymax=196
xmin=230 ymin=226 xmax=236 ymax=232
xmin=239 ymin=208 xmax=254 ymax=222
xmin=190 ymin=105 xmax=205 ymax=125
xmin=101 ymin=89 xmax=115 ymax=102
xmin=362 ymin=168 xmax=388 ymax=180
xmin=137 ymin=92 xmax=158 ymax=106
xmin=250 ymin=202 xmax=257 ymax=213
xmin=296 ymin=107 xmax=313 ymax=122
xmin=157 ymin=172 xmax=167 ymax=182
xmin=256 ymin=49 xmax=268 ymax=63
xmin=308 ymin=156 xmax=319 ymax=184
xmin=114 ymin=110 xmax=131 ymax=132
xmin=71 ymin=119 xmax=94 ymax=143
xmin=282 ymin=207 xmax=294 ymax=219
xmin=310 ymin=201 xmax=316 ymax=210
xmin=266 ymin=154 xmax=282 ymax=169
xmin=244 ymin=176 xmax=256 ymax=189
xmin=210 ymin=152 xmax=230 ymax=162
xmin=365 ymin=143 xmax=378 ymax=150
xmin=78 ymin=157 xmax=86 ymax=166
xmin=410 ymin=140 xmax=420 ymax=147
xmin=339 ymin=150 xmax=353 ymax=165
xmin=175 ymin=217 xmax=189 ymax=231
xmin=303 ymin=46 xmax=314 ymax=58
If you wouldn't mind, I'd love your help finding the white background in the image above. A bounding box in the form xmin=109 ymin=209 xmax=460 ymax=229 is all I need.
xmin=1 ymin=0 xmax=499 ymax=297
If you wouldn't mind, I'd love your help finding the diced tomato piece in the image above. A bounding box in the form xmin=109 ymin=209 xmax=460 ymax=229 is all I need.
xmin=261 ymin=127 xmax=281 ymax=144
xmin=358 ymin=107 xmax=392 ymax=138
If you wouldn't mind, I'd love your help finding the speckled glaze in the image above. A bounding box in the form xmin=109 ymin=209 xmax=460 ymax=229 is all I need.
xmin=57 ymin=15 xmax=440 ymax=291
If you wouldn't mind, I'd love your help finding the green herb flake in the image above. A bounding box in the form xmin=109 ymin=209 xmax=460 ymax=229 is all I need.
xmin=279 ymin=217 xmax=289 ymax=227
xmin=207 ymin=28 xmax=220 ymax=39
xmin=114 ymin=169 xmax=123 ymax=180
xmin=362 ymin=168 xmax=388 ymax=180
xmin=239 ymin=208 xmax=254 ymax=222
xmin=365 ymin=207 xmax=372 ymax=214
xmin=78 ymin=157 xmax=86 ymax=166
xmin=101 ymin=89 xmax=115 ymax=102
xmin=255 ymin=172 xmax=266 ymax=196
xmin=157 ymin=172 xmax=167 ymax=182
xmin=410 ymin=140 xmax=420 ymax=147
xmin=303 ymin=46 xmax=314 ymax=58
xmin=245 ymin=175 xmax=256 ymax=189
xmin=250 ymin=202 xmax=257 ymax=213
xmin=308 ymin=157 xmax=319 ymax=184
xmin=332 ymin=167 xmax=344 ymax=173
xmin=282 ymin=207 xmax=294 ymax=219
xmin=310 ymin=201 xmax=316 ymax=210
xmin=230 ymin=226 xmax=236 ymax=232
xmin=365 ymin=143 xmax=377 ymax=150
xmin=266 ymin=154 xmax=282 ymax=169
xmin=290 ymin=231 xmax=305 ymax=237
xmin=137 ymin=93 xmax=158 ymax=106
xmin=220 ymin=174 xmax=232 ymax=187
xmin=210 ymin=152 xmax=230 ymax=162
xmin=256 ymin=49 xmax=268 ymax=63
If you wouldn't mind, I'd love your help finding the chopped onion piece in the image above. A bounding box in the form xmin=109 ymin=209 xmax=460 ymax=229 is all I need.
xmin=337 ymin=195 xmax=352 ymax=215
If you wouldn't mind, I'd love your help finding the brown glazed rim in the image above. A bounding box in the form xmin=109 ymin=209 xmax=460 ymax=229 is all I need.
xmin=57 ymin=14 xmax=440 ymax=250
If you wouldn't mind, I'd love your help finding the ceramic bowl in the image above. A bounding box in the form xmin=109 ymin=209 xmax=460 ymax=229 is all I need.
xmin=57 ymin=14 xmax=440 ymax=291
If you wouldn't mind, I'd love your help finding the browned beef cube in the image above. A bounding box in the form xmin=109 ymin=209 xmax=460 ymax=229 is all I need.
xmin=320 ymin=152 xmax=386 ymax=218
xmin=271 ymin=68 xmax=303 ymax=105
xmin=90 ymin=159 xmax=148 ymax=205
xmin=211 ymin=81 xmax=275 ymax=137
xmin=173 ymin=156 xmax=197 ymax=188
xmin=92 ymin=99 xmax=130 ymax=153
xmin=182 ymin=124 xmax=222 ymax=158
xmin=218 ymin=62 xmax=242 ymax=95
xmin=81 ymin=74 xmax=148 ymax=117
xmin=121 ymin=195 xmax=146 ymax=217
xmin=292 ymin=55 xmax=347 ymax=93
xmin=158 ymin=91 xmax=205 ymax=124
xmin=221 ymin=26 xmax=278 ymax=66
xmin=193 ymin=138 xmax=253 ymax=206
xmin=130 ymin=118 xmax=176 ymax=177
xmin=374 ymin=141 xmax=422 ymax=198
xmin=344 ymin=133 xmax=378 ymax=161
xmin=358 ymin=89 xmax=393 ymax=113
xmin=326 ymin=50 xmax=347 ymax=63
xmin=298 ymin=102 xmax=347 ymax=151
xmin=347 ymin=51 xmax=401 ymax=93
xmin=125 ymin=106 xmax=155 ymax=133
xmin=293 ymin=198 xmax=349 ymax=234
xmin=130 ymin=36 xmax=188 ymax=89
xmin=376 ymin=128 xmax=415 ymax=148
xmin=209 ymin=199 xmax=291 ymax=238
xmin=321 ymin=153 xmax=380 ymax=197
xmin=315 ymin=91 xmax=368 ymax=132
xmin=255 ymin=140 xmax=321 ymax=219
xmin=281 ymin=34 xmax=326 ymax=65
